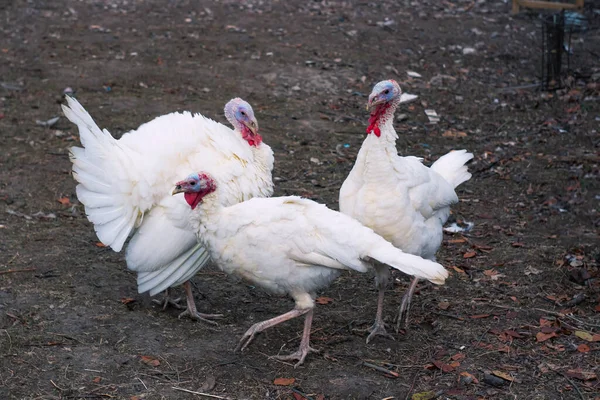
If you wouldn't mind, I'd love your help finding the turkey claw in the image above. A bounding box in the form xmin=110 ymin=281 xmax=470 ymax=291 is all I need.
xmin=272 ymin=345 xmax=319 ymax=368
xmin=366 ymin=321 xmax=395 ymax=344
xmin=178 ymin=309 xmax=223 ymax=325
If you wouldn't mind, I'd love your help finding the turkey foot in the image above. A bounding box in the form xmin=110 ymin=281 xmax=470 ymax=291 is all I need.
xmin=396 ymin=277 xmax=419 ymax=333
xmin=366 ymin=288 xmax=395 ymax=343
xmin=152 ymin=288 xmax=184 ymax=310
xmin=272 ymin=309 xmax=318 ymax=367
xmin=235 ymin=308 xmax=309 ymax=353
xmin=177 ymin=281 xmax=223 ymax=325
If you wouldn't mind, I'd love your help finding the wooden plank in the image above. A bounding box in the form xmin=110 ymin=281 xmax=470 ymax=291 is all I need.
xmin=512 ymin=0 xmax=583 ymax=13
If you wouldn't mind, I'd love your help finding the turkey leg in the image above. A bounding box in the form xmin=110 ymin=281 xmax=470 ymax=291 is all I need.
xmin=152 ymin=288 xmax=184 ymax=310
xmin=273 ymin=309 xmax=319 ymax=367
xmin=177 ymin=281 xmax=223 ymax=324
xmin=396 ymin=277 xmax=419 ymax=332
xmin=235 ymin=308 xmax=312 ymax=353
xmin=367 ymin=287 xmax=395 ymax=343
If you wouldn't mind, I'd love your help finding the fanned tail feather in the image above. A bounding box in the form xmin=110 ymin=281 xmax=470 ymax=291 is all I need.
xmin=368 ymin=242 xmax=448 ymax=285
xmin=137 ymin=243 xmax=211 ymax=296
xmin=430 ymin=149 xmax=474 ymax=189
xmin=63 ymin=96 xmax=140 ymax=252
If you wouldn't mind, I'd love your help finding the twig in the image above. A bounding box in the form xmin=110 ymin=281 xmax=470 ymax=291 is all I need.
xmin=556 ymin=371 xmax=585 ymax=400
xmin=362 ymin=361 xmax=399 ymax=378
xmin=0 ymin=267 xmax=36 ymax=275
xmin=433 ymin=311 xmax=465 ymax=321
xmin=50 ymin=379 xmax=66 ymax=391
xmin=137 ymin=377 xmax=148 ymax=390
xmin=290 ymin=387 xmax=314 ymax=400
xmin=171 ymin=387 xmax=228 ymax=399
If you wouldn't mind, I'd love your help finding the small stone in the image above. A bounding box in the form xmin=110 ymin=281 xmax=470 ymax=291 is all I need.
xmin=291 ymin=85 xmax=300 ymax=91
xmin=463 ymin=47 xmax=476 ymax=55
xmin=396 ymin=113 xmax=408 ymax=122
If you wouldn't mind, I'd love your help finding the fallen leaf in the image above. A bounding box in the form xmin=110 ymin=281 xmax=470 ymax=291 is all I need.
xmin=595 ymin=305 xmax=600 ymax=312
xmin=512 ymin=242 xmax=525 ymax=247
xmin=565 ymin=369 xmax=597 ymax=381
xmin=315 ymin=296 xmax=333 ymax=305
xmin=95 ymin=242 xmax=107 ymax=248
xmin=463 ymin=251 xmax=476 ymax=258
xmin=273 ymin=377 xmax=295 ymax=386
xmin=539 ymin=318 xmax=554 ymax=327
xmin=292 ymin=394 xmax=305 ymax=400
xmin=470 ymin=314 xmax=491 ymax=319
xmin=411 ymin=392 xmax=436 ymax=400
xmin=442 ymin=129 xmax=467 ymax=138
xmin=574 ymin=331 xmax=600 ymax=342
xmin=492 ymin=370 xmax=514 ymax=382
xmin=451 ymin=266 xmax=466 ymax=274
xmin=120 ymin=297 xmax=135 ymax=304
xmin=140 ymin=355 xmax=160 ymax=367
xmin=524 ymin=266 xmax=542 ymax=275
xmin=536 ymin=331 xmax=557 ymax=342
xmin=447 ymin=238 xmax=468 ymax=244
xmin=451 ymin=352 xmax=465 ymax=361
xmin=504 ymin=330 xmax=523 ymax=339
xmin=433 ymin=360 xmax=457 ymax=372
xmin=57 ymin=197 xmax=71 ymax=206
xmin=92 ymin=376 xmax=101 ymax=383
xmin=438 ymin=301 xmax=450 ymax=310
xmin=577 ymin=344 xmax=590 ymax=353
xmin=459 ymin=371 xmax=479 ymax=384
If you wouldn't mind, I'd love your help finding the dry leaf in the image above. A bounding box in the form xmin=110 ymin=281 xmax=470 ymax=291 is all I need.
xmin=511 ymin=242 xmax=525 ymax=247
xmin=451 ymin=266 xmax=466 ymax=274
xmin=95 ymin=242 xmax=107 ymax=248
xmin=595 ymin=304 xmax=600 ymax=312
xmin=459 ymin=371 xmax=479 ymax=384
xmin=577 ymin=344 xmax=590 ymax=353
xmin=470 ymin=314 xmax=491 ymax=319
xmin=411 ymin=392 xmax=436 ymax=400
xmin=140 ymin=355 xmax=160 ymax=367
xmin=447 ymin=238 xmax=467 ymax=244
xmin=574 ymin=331 xmax=600 ymax=342
xmin=536 ymin=331 xmax=557 ymax=342
xmin=492 ymin=370 xmax=514 ymax=382
xmin=315 ymin=297 xmax=333 ymax=305
xmin=565 ymin=369 xmax=597 ymax=381
xmin=57 ymin=197 xmax=71 ymax=206
xmin=451 ymin=353 xmax=465 ymax=361
xmin=120 ymin=297 xmax=135 ymax=304
xmin=463 ymin=251 xmax=476 ymax=259
xmin=433 ymin=360 xmax=457 ymax=372
xmin=438 ymin=301 xmax=450 ymax=310
xmin=92 ymin=376 xmax=101 ymax=383
xmin=442 ymin=129 xmax=467 ymax=138
xmin=273 ymin=377 xmax=295 ymax=386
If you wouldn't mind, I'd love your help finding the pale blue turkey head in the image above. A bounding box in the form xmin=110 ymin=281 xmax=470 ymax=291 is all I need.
xmin=367 ymin=80 xmax=401 ymax=109
xmin=224 ymin=98 xmax=262 ymax=147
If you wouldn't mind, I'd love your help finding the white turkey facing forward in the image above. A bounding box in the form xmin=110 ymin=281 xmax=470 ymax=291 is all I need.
xmin=340 ymin=79 xmax=473 ymax=341
xmin=173 ymin=171 xmax=449 ymax=367
xmin=64 ymin=96 xmax=274 ymax=322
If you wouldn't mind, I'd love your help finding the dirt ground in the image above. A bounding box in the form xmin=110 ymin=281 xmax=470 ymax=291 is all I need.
xmin=1 ymin=0 xmax=599 ymax=399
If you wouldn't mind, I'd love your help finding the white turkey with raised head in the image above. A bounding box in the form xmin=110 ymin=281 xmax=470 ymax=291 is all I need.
xmin=339 ymin=79 xmax=473 ymax=341
xmin=63 ymin=96 xmax=274 ymax=322
xmin=172 ymin=171 xmax=448 ymax=366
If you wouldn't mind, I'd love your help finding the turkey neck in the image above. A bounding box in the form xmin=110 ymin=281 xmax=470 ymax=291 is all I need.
xmin=191 ymin=195 xmax=223 ymax=237
xmin=361 ymin=100 xmax=401 ymax=169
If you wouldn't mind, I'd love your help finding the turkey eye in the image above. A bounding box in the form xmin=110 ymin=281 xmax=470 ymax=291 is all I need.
xmin=383 ymin=89 xmax=390 ymax=94
xmin=240 ymin=111 xmax=246 ymax=116
xmin=190 ymin=181 xmax=196 ymax=185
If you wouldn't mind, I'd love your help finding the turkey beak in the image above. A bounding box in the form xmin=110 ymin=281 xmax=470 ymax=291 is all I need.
xmin=367 ymin=94 xmax=383 ymax=111
xmin=172 ymin=181 xmax=187 ymax=196
xmin=245 ymin=117 xmax=259 ymax=136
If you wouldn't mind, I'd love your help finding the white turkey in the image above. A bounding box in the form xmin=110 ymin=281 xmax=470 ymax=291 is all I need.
xmin=172 ymin=171 xmax=449 ymax=366
xmin=339 ymin=79 xmax=473 ymax=342
xmin=63 ymin=96 xmax=274 ymax=322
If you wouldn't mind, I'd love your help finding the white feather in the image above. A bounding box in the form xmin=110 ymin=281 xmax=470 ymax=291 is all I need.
xmin=64 ymin=96 xmax=274 ymax=295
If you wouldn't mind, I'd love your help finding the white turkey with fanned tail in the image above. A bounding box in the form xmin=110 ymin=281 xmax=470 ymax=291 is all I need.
xmin=64 ymin=96 xmax=274 ymax=323
xmin=339 ymin=79 xmax=473 ymax=342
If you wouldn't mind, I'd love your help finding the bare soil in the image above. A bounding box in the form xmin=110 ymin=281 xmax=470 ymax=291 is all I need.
xmin=1 ymin=1 xmax=599 ymax=399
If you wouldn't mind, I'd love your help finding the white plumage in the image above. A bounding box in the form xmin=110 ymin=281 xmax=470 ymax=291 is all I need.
xmin=174 ymin=172 xmax=448 ymax=366
xmin=64 ymin=96 xmax=274 ymax=321
xmin=339 ymin=80 xmax=473 ymax=341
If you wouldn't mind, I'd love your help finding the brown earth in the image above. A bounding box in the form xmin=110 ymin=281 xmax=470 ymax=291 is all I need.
xmin=1 ymin=0 xmax=599 ymax=399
